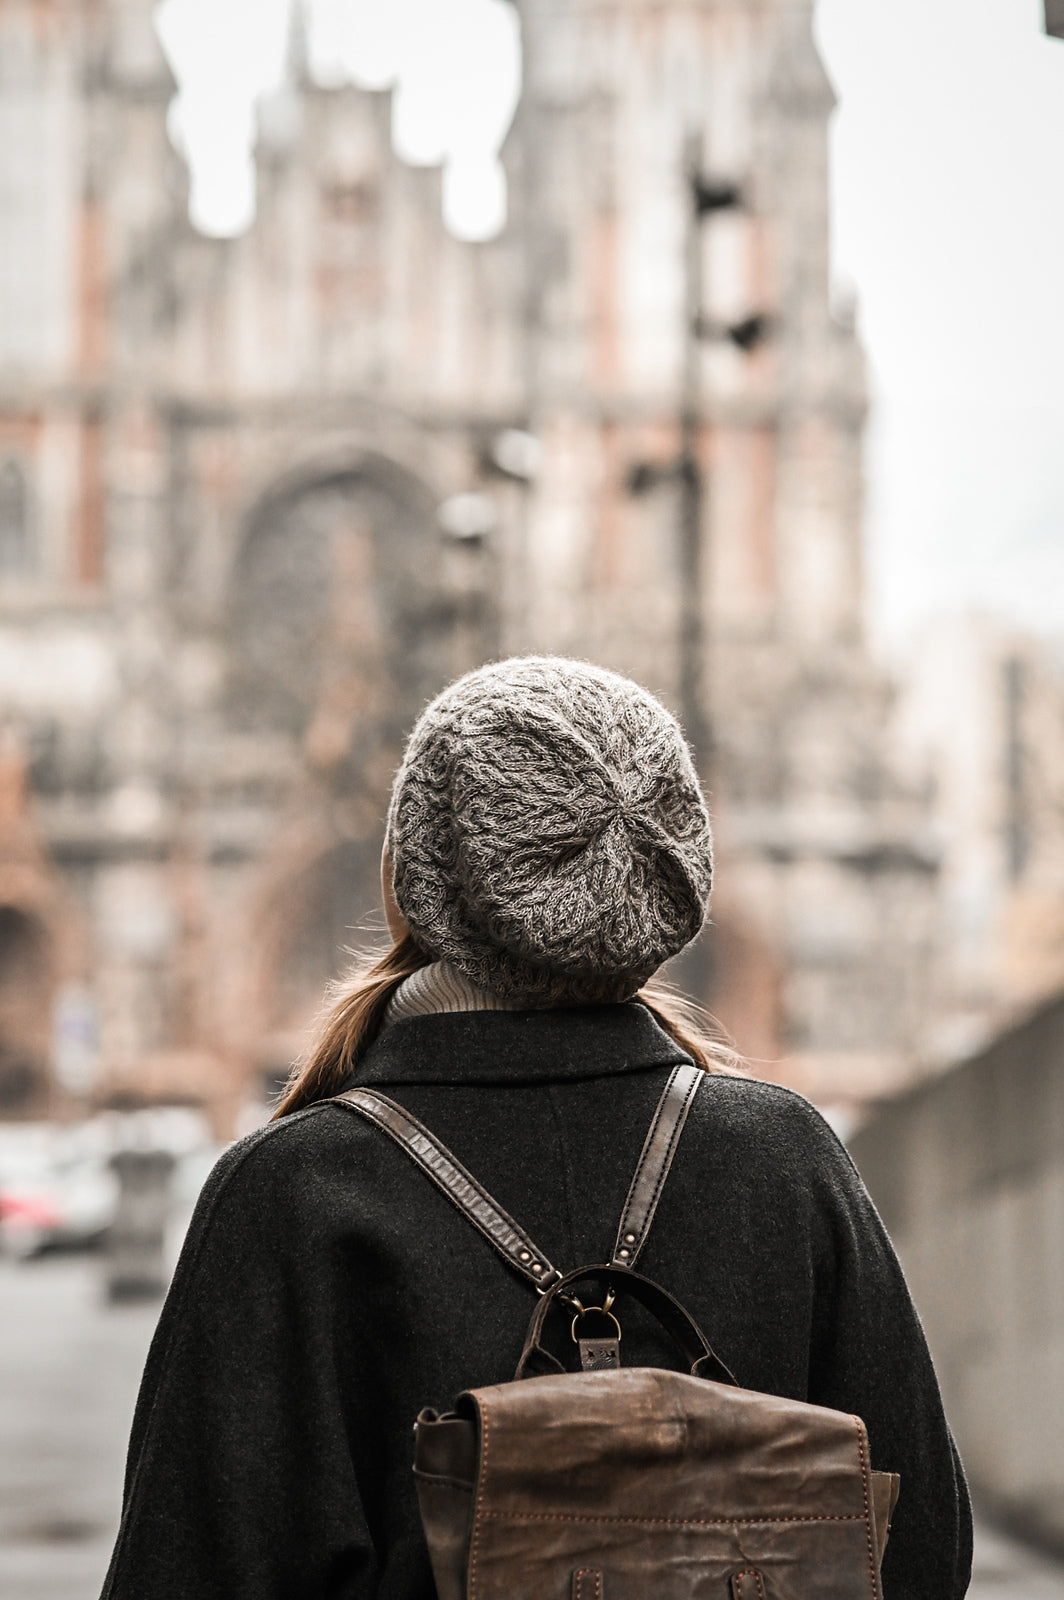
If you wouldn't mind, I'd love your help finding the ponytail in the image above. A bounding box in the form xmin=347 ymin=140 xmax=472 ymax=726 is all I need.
xmin=272 ymin=935 xmax=429 ymax=1118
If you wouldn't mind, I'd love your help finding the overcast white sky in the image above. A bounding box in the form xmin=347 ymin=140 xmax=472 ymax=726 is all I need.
xmin=155 ymin=0 xmax=1064 ymax=656
xmin=817 ymin=0 xmax=1064 ymax=656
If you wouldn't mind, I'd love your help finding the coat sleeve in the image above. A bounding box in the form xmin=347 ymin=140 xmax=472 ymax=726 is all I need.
xmin=797 ymin=1101 xmax=973 ymax=1600
xmin=99 ymin=1121 xmax=376 ymax=1600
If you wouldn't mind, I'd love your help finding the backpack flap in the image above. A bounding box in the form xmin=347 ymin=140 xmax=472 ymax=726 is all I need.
xmin=416 ymin=1376 xmax=896 ymax=1600
xmin=455 ymin=1366 xmax=889 ymax=1600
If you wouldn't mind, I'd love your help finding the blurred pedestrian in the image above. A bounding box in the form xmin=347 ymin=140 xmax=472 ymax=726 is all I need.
xmin=100 ymin=656 xmax=972 ymax=1599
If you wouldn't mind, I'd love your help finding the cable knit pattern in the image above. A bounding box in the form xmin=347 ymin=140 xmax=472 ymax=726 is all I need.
xmin=387 ymin=657 xmax=713 ymax=1005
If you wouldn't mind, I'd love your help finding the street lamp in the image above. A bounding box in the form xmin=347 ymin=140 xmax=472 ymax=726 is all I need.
xmin=627 ymin=136 xmax=772 ymax=776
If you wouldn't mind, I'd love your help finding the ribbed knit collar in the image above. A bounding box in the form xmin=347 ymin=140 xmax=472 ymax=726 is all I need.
xmin=381 ymin=959 xmax=535 ymax=1027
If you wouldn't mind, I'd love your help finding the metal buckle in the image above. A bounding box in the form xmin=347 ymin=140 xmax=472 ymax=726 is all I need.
xmin=567 ymin=1286 xmax=620 ymax=1342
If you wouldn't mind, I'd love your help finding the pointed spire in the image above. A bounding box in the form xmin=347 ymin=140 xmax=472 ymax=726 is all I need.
xmin=256 ymin=0 xmax=308 ymax=154
xmin=771 ymin=8 xmax=836 ymax=115
xmin=108 ymin=0 xmax=178 ymax=98
xmin=285 ymin=0 xmax=311 ymax=89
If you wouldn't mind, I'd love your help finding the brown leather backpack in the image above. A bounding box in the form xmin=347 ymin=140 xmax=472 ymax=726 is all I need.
xmin=335 ymin=1064 xmax=900 ymax=1599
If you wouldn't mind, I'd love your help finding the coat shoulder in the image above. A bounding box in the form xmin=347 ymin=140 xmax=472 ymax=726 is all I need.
xmin=179 ymin=1101 xmax=391 ymax=1256
xmin=694 ymin=1070 xmax=848 ymax=1143
xmin=686 ymin=1072 xmax=864 ymax=1196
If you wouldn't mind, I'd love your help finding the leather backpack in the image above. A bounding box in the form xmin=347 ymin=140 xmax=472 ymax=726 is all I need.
xmin=335 ymin=1064 xmax=900 ymax=1599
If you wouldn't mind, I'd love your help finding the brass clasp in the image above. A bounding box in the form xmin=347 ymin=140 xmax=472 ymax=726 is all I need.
xmin=568 ymin=1287 xmax=620 ymax=1344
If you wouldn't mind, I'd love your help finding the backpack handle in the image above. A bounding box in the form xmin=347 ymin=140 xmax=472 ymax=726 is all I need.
xmin=516 ymin=1263 xmax=738 ymax=1385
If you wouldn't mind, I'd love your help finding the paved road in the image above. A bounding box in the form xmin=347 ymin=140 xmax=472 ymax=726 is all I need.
xmin=0 ymin=1256 xmax=155 ymax=1600
xmin=970 ymin=1523 xmax=1064 ymax=1600
xmin=1 ymin=1253 xmax=1062 ymax=1599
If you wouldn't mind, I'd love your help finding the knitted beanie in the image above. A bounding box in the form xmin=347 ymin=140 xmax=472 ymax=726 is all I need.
xmin=386 ymin=657 xmax=713 ymax=1005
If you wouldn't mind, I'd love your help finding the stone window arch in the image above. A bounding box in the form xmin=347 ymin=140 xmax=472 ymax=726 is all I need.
xmin=0 ymin=456 xmax=32 ymax=577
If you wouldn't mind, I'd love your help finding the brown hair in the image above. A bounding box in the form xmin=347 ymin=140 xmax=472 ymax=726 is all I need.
xmin=272 ymin=938 xmax=743 ymax=1120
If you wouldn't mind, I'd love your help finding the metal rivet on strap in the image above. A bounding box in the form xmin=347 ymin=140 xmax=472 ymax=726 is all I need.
xmin=519 ymin=1249 xmax=531 ymax=1262
xmin=532 ymin=1262 xmax=543 ymax=1274
xmin=624 ymin=1233 xmax=636 ymax=1244
xmin=618 ymin=1248 xmax=630 ymax=1260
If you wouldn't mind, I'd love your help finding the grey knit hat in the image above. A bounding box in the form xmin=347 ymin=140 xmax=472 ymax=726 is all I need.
xmin=386 ymin=657 xmax=713 ymax=1005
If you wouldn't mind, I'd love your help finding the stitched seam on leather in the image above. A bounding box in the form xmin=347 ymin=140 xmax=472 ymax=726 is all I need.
xmin=335 ymin=1092 xmax=553 ymax=1286
xmin=480 ymin=1509 xmax=865 ymax=1527
xmin=573 ymin=1568 xmax=602 ymax=1600
xmin=468 ymin=1397 xmax=491 ymax=1600
xmin=638 ymin=1067 xmax=701 ymax=1254
xmin=853 ymin=1414 xmax=879 ymax=1597
xmin=611 ymin=1068 xmax=675 ymax=1254
xmin=614 ymin=1065 xmax=682 ymax=1255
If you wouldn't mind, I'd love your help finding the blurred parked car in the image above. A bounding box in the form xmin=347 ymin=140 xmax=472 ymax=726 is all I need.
xmin=0 ymin=1148 xmax=118 ymax=1258
xmin=0 ymin=1110 xmax=225 ymax=1264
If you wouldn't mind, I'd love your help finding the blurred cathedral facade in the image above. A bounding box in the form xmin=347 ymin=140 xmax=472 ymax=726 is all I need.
xmin=1 ymin=0 xmax=1058 ymax=1130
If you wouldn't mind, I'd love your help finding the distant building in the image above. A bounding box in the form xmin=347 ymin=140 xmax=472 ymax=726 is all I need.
xmin=894 ymin=617 xmax=1064 ymax=1065
xmin=0 ymin=0 xmax=943 ymax=1128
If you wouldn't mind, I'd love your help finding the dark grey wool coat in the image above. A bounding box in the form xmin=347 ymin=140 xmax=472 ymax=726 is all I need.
xmin=101 ymin=1003 xmax=972 ymax=1600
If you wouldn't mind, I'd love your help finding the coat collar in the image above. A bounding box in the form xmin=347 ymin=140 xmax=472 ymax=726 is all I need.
xmin=346 ymin=1002 xmax=692 ymax=1088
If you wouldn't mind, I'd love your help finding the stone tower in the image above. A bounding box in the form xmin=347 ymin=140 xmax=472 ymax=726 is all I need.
xmin=0 ymin=0 xmax=937 ymax=1126
xmin=505 ymin=0 xmax=938 ymax=1102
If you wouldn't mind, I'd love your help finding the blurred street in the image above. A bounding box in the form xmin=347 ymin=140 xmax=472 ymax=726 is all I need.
xmin=0 ymin=1256 xmax=154 ymax=1600
xmin=0 ymin=1254 xmax=1061 ymax=1600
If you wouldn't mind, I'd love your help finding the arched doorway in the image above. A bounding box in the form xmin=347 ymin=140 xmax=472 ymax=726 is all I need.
xmin=0 ymin=906 xmax=52 ymax=1114
xmin=225 ymin=461 xmax=484 ymax=763
xmin=227 ymin=458 xmax=493 ymax=1095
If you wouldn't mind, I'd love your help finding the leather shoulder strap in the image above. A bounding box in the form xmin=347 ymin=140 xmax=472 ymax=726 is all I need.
xmin=332 ymin=1088 xmax=559 ymax=1290
xmin=610 ymin=1062 xmax=703 ymax=1270
xmin=331 ymin=1060 xmax=704 ymax=1291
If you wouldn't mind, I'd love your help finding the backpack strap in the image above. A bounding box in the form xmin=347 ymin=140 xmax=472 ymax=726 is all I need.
xmin=333 ymin=1087 xmax=560 ymax=1290
xmin=609 ymin=1062 xmax=702 ymax=1270
xmin=332 ymin=1061 xmax=703 ymax=1292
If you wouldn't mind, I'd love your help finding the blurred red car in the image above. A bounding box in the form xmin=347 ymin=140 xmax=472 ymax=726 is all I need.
xmin=0 ymin=1149 xmax=118 ymax=1258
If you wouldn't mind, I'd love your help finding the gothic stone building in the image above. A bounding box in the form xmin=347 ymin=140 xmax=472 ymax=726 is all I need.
xmin=0 ymin=0 xmax=939 ymax=1129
